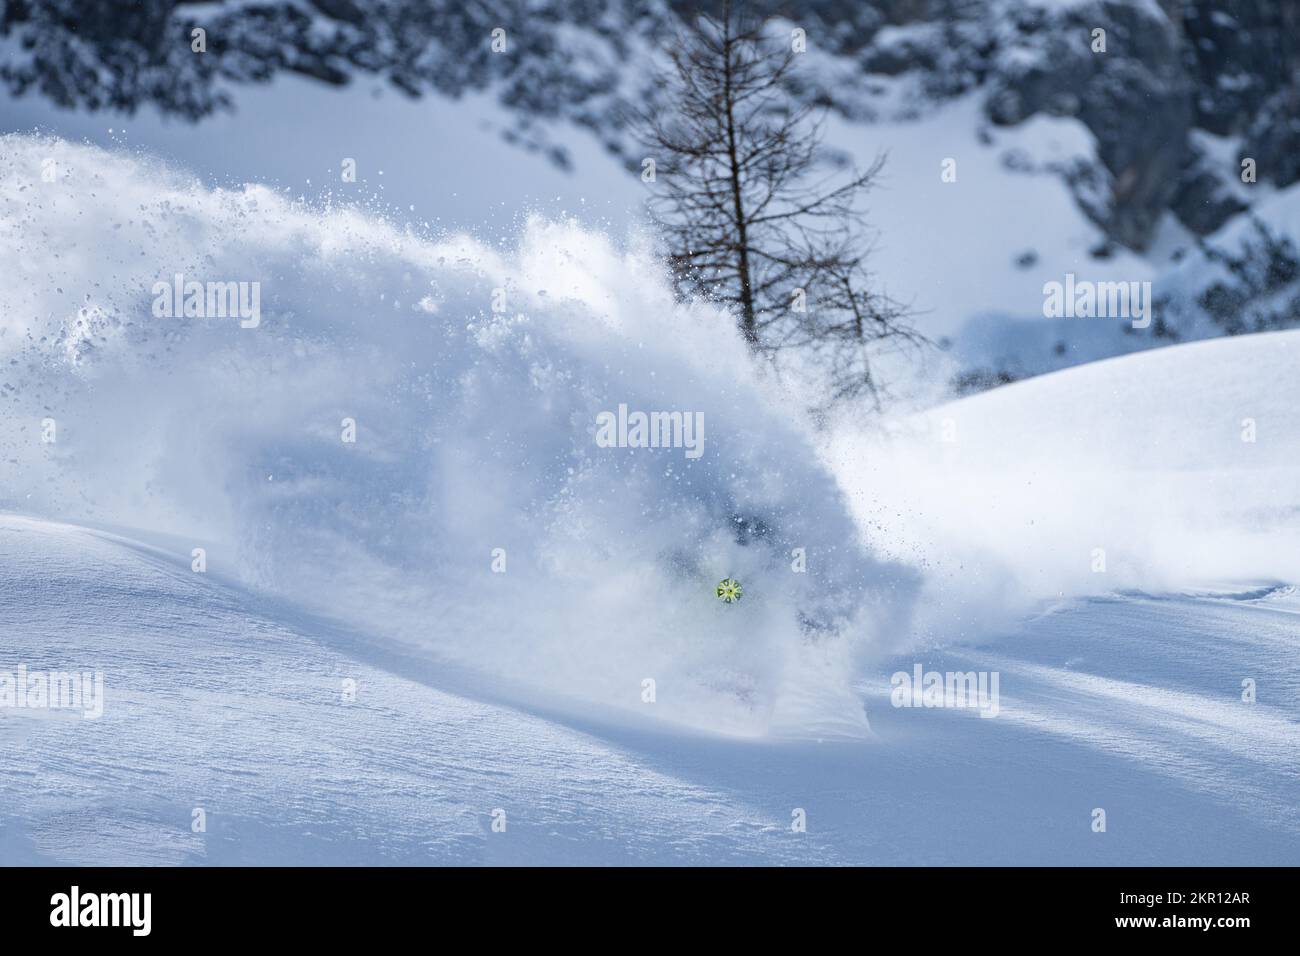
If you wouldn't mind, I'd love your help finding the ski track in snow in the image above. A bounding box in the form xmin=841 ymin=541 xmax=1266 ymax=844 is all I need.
xmin=2 ymin=514 xmax=1296 ymax=865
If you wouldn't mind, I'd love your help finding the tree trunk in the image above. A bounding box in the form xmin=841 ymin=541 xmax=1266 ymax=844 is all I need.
xmin=721 ymin=25 xmax=758 ymax=349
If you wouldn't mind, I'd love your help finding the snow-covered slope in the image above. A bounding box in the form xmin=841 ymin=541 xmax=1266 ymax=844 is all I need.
xmin=1 ymin=135 xmax=1297 ymax=865
xmin=832 ymin=328 xmax=1300 ymax=642
xmin=0 ymin=514 xmax=836 ymax=865
xmin=3 ymin=509 xmax=1296 ymax=865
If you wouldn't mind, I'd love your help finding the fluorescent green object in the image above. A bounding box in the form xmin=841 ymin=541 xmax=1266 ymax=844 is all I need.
xmin=716 ymin=578 xmax=743 ymax=603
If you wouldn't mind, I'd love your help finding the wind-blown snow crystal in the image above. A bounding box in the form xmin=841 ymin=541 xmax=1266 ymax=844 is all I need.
xmin=0 ymin=134 xmax=919 ymax=736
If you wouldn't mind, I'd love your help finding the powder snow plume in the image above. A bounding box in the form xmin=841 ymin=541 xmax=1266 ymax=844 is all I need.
xmin=0 ymin=135 xmax=919 ymax=736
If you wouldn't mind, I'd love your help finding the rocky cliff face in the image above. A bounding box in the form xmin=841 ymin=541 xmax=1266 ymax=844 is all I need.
xmin=4 ymin=1 xmax=1293 ymax=247
xmin=0 ymin=0 xmax=667 ymax=168
xmin=757 ymin=0 xmax=1297 ymax=250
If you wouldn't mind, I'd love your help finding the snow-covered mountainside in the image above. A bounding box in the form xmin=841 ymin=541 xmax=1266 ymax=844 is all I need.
xmin=833 ymin=326 xmax=1300 ymax=638
xmin=3 ymin=0 xmax=1297 ymax=394
xmin=1 ymin=133 xmax=1297 ymax=865
xmin=2 ymin=509 xmax=1297 ymax=865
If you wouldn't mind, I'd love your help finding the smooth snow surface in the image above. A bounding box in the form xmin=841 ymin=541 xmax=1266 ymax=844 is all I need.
xmin=2 ymin=514 xmax=1296 ymax=864
xmin=833 ymin=328 xmax=1300 ymax=645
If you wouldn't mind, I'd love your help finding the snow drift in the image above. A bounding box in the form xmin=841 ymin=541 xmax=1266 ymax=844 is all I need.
xmin=833 ymin=327 xmax=1300 ymax=644
xmin=0 ymin=134 xmax=918 ymax=736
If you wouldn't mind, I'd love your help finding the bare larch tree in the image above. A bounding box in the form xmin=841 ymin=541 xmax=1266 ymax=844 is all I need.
xmin=636 ymin=1 xmax=923 ymax=406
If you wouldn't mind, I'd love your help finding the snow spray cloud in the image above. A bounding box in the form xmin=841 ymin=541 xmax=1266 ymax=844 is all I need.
xmin=0 ymin=135 xmax=919 ymax=737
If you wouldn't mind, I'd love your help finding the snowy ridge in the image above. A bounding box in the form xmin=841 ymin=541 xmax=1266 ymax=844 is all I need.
xmin=832 ymin=327 xmax=1300 ymax=641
